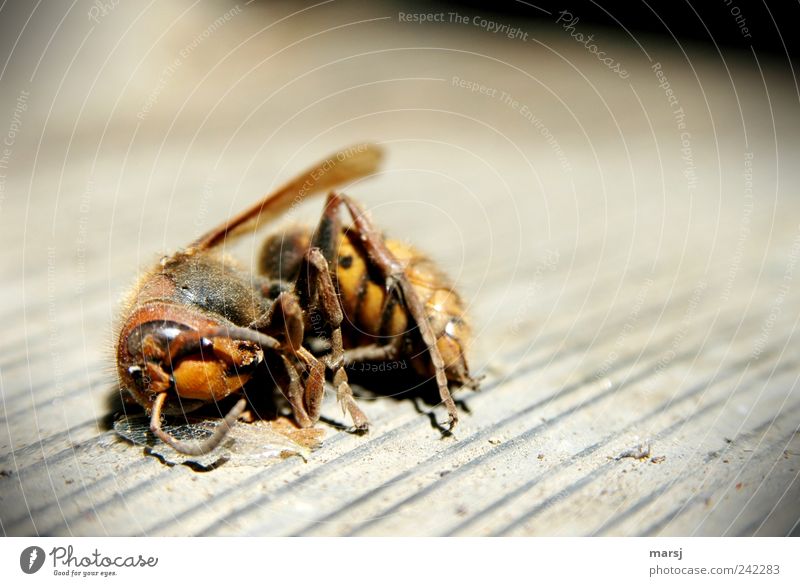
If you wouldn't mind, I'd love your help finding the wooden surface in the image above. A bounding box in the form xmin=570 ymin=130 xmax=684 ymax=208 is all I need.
xmin=1 ymin=0 xmax=799 ymax=536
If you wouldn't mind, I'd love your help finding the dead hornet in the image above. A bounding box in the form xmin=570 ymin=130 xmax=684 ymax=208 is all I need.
xmin=116 ymin=143 xmax=480 ymax=456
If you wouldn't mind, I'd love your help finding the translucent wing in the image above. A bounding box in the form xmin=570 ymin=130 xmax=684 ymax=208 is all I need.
xmin=114 ymin=415 xmax=324 ymax=468
xmin=191 ymin=143 xmax=384 ymax=251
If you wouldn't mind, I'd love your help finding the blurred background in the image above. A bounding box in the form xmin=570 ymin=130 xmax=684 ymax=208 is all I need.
xmin=0 ymin=0 xmax=798 ymax=536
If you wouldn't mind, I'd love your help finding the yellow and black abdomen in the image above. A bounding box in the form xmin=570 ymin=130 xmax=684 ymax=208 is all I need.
xmin=259 ymin=228 xmax=474 ymax=387
xmin=335 ymin=233 xmax=473 ymax=386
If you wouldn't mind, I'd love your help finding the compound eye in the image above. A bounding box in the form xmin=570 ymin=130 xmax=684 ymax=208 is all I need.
xmin=126 ymin=320 xmax=191 ymax=359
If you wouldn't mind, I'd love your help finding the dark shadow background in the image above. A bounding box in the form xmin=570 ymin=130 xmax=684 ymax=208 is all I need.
xmin=430 ymin=0 xmax=799 ymax=57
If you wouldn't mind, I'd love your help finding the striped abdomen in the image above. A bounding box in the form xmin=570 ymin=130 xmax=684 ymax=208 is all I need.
xmin=259 ymin=228 xmax=473 ymax=386
xmin=335 ymin=233 xmax=472 ymax=384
